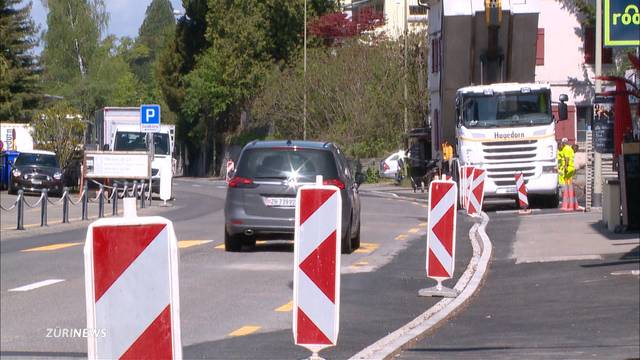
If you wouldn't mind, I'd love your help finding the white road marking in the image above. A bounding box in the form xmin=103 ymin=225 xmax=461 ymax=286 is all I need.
xmin=9 ymin=279 xmax=65 ymax=292
xmin=611 ymin=270 xmax=640 ymax=276
xmin=516 ymin=255 xmax=603 ymax=264
xmin=192 ymin=184 xmax=202 ymax=187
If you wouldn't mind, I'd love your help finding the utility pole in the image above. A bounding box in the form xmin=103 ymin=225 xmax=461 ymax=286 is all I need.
xmin=594 ymin=0 xmax=603 ymax=207
xmin=403 ymin=0 xmax=409 ymax=141
xmin=303 ymin=0 xmax=308 ymax=141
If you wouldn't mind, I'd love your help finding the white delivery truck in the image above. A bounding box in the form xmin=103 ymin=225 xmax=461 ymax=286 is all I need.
xmin=94 ymin=107 xmax=176 ymax=193
xmin=428 ymin=0 xmax=568 ymax=207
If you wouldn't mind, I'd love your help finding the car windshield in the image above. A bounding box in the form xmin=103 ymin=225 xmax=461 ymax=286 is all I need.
xmin=154 ymin=133 xmax=170 ymax=155
xmin=15 ymin=153 xmax=59 ymax=167
xmin=235 ymin=148 xmax=338 ymax=181
xmin=462 ymin=91 xmax=551 ymax=128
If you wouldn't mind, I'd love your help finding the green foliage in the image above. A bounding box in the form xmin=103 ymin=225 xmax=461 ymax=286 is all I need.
xmin=364 ymin=166 xmax=381 ymax=184
xmin=0 ymin=0 xmax=41 ymax=121
xmin=30 ymin=102 xmax=86 ymax=169
xmin=252 ymin=33 xmax=428 ymax=158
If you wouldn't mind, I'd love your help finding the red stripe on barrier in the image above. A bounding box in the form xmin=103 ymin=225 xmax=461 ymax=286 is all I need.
xmin=296 ymin=307 xmax=332 ymax=345
xmin=92 ymin=224 xmax=166 ymax=301
xmin=430 ymin=182 xmax=449 ymax=209
xmin=299 ymin=231 xmax=337 ymax=303
xmin=432 ymin=206 xmax=455 ymax=256
xmin=121 ymin=305 xmax=173 ymax=360
xmin=299 ymin=189 xmax=335 ymax=225
xmin=428 ymin=250 xmax=449 ymax=278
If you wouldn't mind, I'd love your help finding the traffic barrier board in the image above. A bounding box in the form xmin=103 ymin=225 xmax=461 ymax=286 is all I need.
xmin=467 ymin=168 xmax=486 ymax=216
xmin=84 ymin=216 xmax=181 ymax=359
xmin=293 ymin=181 xmax=342 ymax=357
xmin=515 ymin=172 xmax=529 ymax=209
xmin=461 ymin=166 xmax=475 ymax=210
xmin=426 ymin=180 xmax=457 ymax=280
xmin=226 ymin=160 xmax=235 ymax=183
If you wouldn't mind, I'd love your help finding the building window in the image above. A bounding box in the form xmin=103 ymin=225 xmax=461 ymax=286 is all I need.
xmin=536 ymin=28 xmax=544 ymax=65
xmin=583 ymin=26 xmax=613 ymax=64
xmin=431 ymin=37 xmax=440 ymax=73
xmin=576 ymin=105 xmax=592 ymax=142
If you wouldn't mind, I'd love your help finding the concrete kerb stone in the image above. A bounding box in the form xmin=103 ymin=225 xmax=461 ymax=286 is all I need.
xmin=348 ymin=211 xmax=493 ymax=360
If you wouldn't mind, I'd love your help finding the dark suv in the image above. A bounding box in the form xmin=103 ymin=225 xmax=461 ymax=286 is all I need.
xmin=224 ymin=140 xmax=363 ymax=253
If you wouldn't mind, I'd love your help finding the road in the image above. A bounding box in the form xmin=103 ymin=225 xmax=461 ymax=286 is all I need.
xmin=0 ymin=178 xmax=474 ymax=359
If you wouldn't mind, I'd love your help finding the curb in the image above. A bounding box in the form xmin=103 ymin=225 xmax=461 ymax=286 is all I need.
xmin=349 ymin=211 xmax=493 ymax=360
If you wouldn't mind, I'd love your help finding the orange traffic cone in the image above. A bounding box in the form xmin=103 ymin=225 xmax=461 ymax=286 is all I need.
xmin=560 ymin=184 xmax=571 ymax=211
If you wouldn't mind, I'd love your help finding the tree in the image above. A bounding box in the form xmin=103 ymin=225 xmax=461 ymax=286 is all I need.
xmin=131 ymin=0 xmax=175 ymax=88
xmin=31 ymin=102 xmax=86 ymax=170
xmin=309 ymin=6 xmax=384 ymax=46
xmin=0 ymin=0 xmax=41 ymax=121
xmin=40 ymin=0 xmax=109 ymax=120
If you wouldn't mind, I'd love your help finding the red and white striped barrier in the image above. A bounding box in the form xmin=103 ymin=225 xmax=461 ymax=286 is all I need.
xmin=293 ymin=181 xmax=342 ymax=357
xmin=515 ymin=172 xmax=529 ymax=209
xmin=426 ymin=180 xmax=458 ymax=281
xmin=226 ymin=160 xmax=235 ymax=183
xmin=461 ymin=166 xmax=475 ymax=210
xmin=467 ymin=168 xmax=486 ymax=216
xmin=84 ymin=216 xmax=182 ymax=359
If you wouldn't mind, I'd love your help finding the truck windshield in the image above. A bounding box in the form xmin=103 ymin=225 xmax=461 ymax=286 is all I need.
xmin=462 ymin=91 xmax=551 ymax=128
xmin=114 ymin=132 xmax=170 ymax=155
xmin=114 ymin=132 xmax=147 ymax=151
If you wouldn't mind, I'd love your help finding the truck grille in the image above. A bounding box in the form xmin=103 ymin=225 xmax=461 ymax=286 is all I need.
xmin=481 ymin=140 xmax=539 ymax=186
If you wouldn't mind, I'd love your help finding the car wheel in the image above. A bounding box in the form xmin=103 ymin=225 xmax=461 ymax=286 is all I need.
xmin=224 ymin=229 xmax=243 ymax=252
xmin=351 ymin=219 xmax=361 ymax=250
xmin=341 ymin=220 xmax=354 ymax=254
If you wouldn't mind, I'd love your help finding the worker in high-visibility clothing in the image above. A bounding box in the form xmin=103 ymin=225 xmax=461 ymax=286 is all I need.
xmin=441 ymin=140 xmax=454 ymax=175
xmin=557 ymin=138 xmax=580 ymax=211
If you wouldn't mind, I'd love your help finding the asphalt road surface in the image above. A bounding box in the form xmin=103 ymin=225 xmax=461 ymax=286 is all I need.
xmin=0 ymin=178 xmax=474 ymax=359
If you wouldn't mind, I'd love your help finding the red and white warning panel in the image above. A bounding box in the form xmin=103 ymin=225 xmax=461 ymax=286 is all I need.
xmin=293 ymin=183 xmax=342 ymax=356
xmin=426 ymin=180 xmax=458 ymax=280
xmin=467 ymin=168 xmax=486 ymax=216
xmin=84 ymin=216 xmax=181 ymax=359
xmin=461 ymin=166 xmax=475 ymax=210
xmin=515 ymin=172 xmax=529 ymax=209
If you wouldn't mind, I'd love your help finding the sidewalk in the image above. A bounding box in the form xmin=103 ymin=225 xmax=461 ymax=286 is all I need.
xmin=397 ymin=209 xmax=640 ymax=359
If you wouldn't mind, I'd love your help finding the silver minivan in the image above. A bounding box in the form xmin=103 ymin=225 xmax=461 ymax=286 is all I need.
xmin=224 ymin=140 xmax=363 ymax=253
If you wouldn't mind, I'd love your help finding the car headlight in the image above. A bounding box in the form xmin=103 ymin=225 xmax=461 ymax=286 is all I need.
xmin=53 ymin=172 xmax=63 ymax=180
xmin=11 ymin=169 xmax=21 ymax=177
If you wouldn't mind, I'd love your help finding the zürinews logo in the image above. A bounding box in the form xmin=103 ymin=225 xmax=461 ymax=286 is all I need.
xmin=604 ymin=0 xmax=640 ymax=46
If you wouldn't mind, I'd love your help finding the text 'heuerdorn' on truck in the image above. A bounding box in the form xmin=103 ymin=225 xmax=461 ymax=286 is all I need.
xmin=93 ymin=107 xmax=176 ymax=193
xmin=427 ymin=0 xmax=568 ymax=207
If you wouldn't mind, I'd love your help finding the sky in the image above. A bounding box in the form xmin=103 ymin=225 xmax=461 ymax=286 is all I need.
xmin=27 ymin=0 xmax=185 ymax=51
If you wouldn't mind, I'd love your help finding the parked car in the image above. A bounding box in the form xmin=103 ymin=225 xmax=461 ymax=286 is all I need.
xmin=224 ymin=140 xmax=364 ymax=253
xmin=379 ymin=150 xmax=407 ymax=180
xmin=8 ymin=150 xmax=64 ymax=197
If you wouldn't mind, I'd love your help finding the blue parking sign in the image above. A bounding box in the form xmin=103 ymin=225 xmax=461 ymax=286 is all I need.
xmin=140 ymin=104 xmax=161 ymax=132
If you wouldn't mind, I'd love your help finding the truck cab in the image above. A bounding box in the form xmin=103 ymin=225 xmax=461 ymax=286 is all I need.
xmin=456 ymin=83 xmax=562 ymax=205
xmin=110 ymin=124 xmax=174 ymax=193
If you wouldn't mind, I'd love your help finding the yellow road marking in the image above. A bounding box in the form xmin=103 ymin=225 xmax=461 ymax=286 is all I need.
xmin=419 ymin=222 xmax=427 ymax=227
xmin=274 ymin=301 xmax=293 ymax=312
xmin=178 ymin=240 xmax=212 ymax=249
xmin=421 ymin=205 xmax=428 ymax=208
xmin=214 ymin=244 xmax=225 ymax=250
xmin=395 ymin=234 xmax=408 ymax=241
xmin=408 ymin=228 xmax=420 ymax=234
xmin=228 ymin=326 xmax=261 ymax=337
xmin=355 ymin=242 xmax=379 ymax=254
xmin=22 ymin=242 xmax=82 ymax=252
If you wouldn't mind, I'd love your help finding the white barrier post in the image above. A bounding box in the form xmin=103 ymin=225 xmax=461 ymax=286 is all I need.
xmin=293 ymin=175 xmax=342 ymax=360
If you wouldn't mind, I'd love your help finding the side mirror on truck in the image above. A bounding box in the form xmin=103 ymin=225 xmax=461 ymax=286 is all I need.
xmin=558 ymin=94 xmax=569 ymax=121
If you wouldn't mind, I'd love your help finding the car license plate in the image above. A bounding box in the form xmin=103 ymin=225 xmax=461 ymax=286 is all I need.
xmin=264 ymin=197 xmax=296 ymax=207
xmin=31 ymin=179 xmax=42 ymax=185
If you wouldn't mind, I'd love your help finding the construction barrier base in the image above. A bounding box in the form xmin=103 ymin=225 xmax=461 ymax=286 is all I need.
xmin=301 ymin=352 xmax=326 ymax=360
xmin=418 ymin=281 xmax=459 ymax=298
xmin=518 ymin=208 xmax=533 ymax=215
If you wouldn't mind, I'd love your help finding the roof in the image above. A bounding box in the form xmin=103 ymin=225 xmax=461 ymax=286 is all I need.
xmin=244 ymin=140 xmax=333 ymax=150
xmin=457 ymin=82 xmax=551 ymax=94
xmin=18 ymin=149 xmax=56 ymax=156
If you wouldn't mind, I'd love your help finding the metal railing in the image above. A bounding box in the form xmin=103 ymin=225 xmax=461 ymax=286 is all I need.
xmin=1 ymin=180 xmax=152 ymax=231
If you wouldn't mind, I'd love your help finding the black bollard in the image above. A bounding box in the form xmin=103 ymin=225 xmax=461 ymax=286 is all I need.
xmin=140 ymin=181 xmax=146 ymax=209
xmin=112 ymin=184 xmax=118 ymax=216
xmin=16 ymin=190 xmax=24 ymax=230
xmin=41 ymin=189 xmax=48 ymax=227
xmin=81 ymin=184 xmax=89 ymax=221
xmin=98 ymin=184 xmax=105 ymax=218
xmin=62 ymin=188 xmax=69 ymax=223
